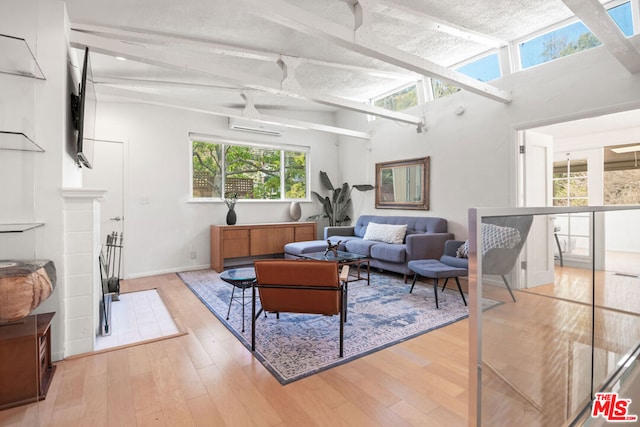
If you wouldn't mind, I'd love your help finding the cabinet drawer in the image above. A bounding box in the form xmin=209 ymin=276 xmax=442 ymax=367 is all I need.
xmin=223 ymin=229 xmax=249 ymax=240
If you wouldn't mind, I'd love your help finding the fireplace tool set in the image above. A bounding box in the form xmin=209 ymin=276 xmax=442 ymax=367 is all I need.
xmin=99 ymin=231 xmax=123 ymax=335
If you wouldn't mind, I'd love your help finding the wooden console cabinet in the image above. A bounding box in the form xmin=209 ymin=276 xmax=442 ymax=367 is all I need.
xmin=210 ymin=222 xmax=317 ymax=272
xmin=0 ymin=312 xmax=56 ymax=410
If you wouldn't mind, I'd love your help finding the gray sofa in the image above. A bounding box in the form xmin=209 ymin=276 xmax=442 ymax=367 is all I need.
xmin=324 ymin=215 xmax=453 ymax=280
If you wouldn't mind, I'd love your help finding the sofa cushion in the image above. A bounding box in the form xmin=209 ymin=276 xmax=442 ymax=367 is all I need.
xmin=284 ymin=240 xmax=328 ymax=256
xmin=354 ymin=215 xmax=448 ymax=238
xmin=344 ymin=239 xmax=379 ymax=256
xmin=363 ymin=222 xmax=407 ymax=244
xmin=370 ymin=243 xmax=406 ymax=264
xmin=327 ymin=235 xmax=360 ymax=246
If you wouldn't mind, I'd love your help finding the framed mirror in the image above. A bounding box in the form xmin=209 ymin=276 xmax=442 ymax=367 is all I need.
xmin=375 ymin=157 xmax=429 ymax=210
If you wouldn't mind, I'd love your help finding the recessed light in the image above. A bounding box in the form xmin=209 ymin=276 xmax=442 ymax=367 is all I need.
xmin=115 ymin=56 xmax=127 ymax=61
xmin=611 ymin=145 xmax=640 ymax=154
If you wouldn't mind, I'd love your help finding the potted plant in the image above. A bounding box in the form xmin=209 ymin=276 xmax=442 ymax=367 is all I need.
xmin=309 ymin=171 xmax=374 ymax=226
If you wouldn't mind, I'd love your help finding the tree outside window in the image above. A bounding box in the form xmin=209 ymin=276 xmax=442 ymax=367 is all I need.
xmin=519 ymin=0 xmax=633 ymax=70
xmin=373 ymin=84 xmax=418 ymax=112
xmin=191 ymin=140 xmax=307 ymax=200
xmin=284 ymin=151 xmax=307 ymax=199
xmin=192 ymin=141 xmax=222 ymax=198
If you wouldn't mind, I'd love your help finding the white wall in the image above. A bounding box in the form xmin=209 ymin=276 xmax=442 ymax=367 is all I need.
xmin=0 ymin=0 xmax=79 ymax=360
xmin=91 ymin=103 xmax=339 ymax=277
xmin=336 ymin=38 xmax=640 ymax=241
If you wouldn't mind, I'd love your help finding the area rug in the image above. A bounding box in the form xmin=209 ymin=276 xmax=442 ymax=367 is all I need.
xmin=178 ymin=269 xmax=499 ymax=384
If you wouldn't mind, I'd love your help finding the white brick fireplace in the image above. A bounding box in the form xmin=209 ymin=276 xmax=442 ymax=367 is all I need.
xmin=62 ymin=188 xmax=107 ymax=357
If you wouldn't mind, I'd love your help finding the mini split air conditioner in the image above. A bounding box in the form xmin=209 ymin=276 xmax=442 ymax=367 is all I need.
xmin=228 ymin=118 xmax=285 ymax=136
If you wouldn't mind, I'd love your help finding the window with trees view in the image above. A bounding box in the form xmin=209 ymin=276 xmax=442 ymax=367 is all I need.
xmin=191 ymin=139 xmax=307 ymax=200
xmin=431 ymin=79 xmax=460 ymax=99
xmin=604 ymin=169 xmax=640 ymax=205
xmin=432 ymin=52 xmax=501 ymax=99
xmin=373 ymin=84 xmax=418 ymax=111
xmin=553 ymin=161 xmax=588 ymax=207
xmin=553 ymin=159 xmax=590 ymax=257
xmin=519 ymin=2 xmax=632 ymax=69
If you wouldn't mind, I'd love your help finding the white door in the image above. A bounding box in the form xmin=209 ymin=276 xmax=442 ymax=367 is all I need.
xmin=82 ymin=139 xmax=125 ymax=275
xmin=521 ymin=131 xmax=555 ymax=287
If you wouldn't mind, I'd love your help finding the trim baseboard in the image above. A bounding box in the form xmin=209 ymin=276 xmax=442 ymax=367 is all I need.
xmin=126 ymin=263 xmax=211 ymax=279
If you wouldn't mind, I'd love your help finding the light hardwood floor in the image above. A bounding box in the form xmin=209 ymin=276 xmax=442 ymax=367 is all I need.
xmin=478 ymin=267 xmax=640 ymax=426
xmin=1 ymin=266 xmax=638 ymax=426
xmin=0 ymin=273 xmax=477 ymax=427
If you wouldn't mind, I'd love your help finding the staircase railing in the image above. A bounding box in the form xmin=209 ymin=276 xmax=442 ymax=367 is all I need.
xmin=469 ymin=206 xmax=640 ymax=426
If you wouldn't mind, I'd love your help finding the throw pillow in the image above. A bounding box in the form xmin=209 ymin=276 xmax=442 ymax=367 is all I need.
xmin=363 ymin=222 xmax=408 ymax=245
xmin=482 ymin=223 xmax=521 ymax=253
xmin=456 ymin=241 xmax=469 ymax=258
xmin=456 ymin=223 xmax=521 ymax=258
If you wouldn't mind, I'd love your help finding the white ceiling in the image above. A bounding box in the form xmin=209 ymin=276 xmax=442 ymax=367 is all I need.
xmin=62 ymin=0 xmax=638 ymax=134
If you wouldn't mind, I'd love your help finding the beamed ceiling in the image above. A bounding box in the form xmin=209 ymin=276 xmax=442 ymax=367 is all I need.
xmin=62 ymin=0 xmax=640 ymax=139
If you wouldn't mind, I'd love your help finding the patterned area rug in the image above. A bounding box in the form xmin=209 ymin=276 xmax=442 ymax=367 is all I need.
xmin=178 ymin=269 xmax=498 ymax=384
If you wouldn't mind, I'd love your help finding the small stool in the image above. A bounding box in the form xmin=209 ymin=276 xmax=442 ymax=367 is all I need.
xmin=407 ymin=260 xmax=468 ymax=309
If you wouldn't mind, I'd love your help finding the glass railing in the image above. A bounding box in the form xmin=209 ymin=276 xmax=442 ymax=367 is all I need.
xmin=469 ymin=206 xmax=640 ymax=427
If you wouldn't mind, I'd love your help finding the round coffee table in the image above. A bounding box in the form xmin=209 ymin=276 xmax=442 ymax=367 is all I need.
xmin=220 ymin=267 xmax=256 ymax=332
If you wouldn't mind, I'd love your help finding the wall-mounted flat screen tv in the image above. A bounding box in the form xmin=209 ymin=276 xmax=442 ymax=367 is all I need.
xmin=70 ymin=46 xmax=96 ymax=169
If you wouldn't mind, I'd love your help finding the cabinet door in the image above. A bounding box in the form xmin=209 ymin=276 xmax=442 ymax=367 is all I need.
xmin=294 ymin=224 xmax=315 ymax=241
xmin=251 ymin=227 xmax=294 ymax=255
xmin=223 ymin=229 xmax=250 ymax=258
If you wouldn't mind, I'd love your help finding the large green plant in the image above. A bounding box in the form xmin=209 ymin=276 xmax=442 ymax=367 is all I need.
xmin=310 ymin=171 xmax=374 ymax=226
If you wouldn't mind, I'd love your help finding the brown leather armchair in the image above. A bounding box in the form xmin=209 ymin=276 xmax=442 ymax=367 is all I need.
xmin=252 ymin=259 xmax=349 ymax=357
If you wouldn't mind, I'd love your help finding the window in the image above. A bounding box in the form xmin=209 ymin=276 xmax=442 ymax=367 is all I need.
xmin=604 ymin=143 xmax=640 ymax=205
xmin=456 ymin=53 xmax=501 ymax=82
xmin=553 ymin=160 xmax=588 ymax=207
xmin=608 ymin=1 xmax=633 ymax=37
xmin=191 ymin=138 xmax=308 ymax=201
xmin=519 ymin=2 xmax=633 ymax=70
xmin=553 ymin=158 xmax=590 ymax=257
xmin=431 ymin=53 xmax=501 ymax=99
xmin=604 ymin=169 xmax=640 ymax=204
xmin=373 ymin=84 xmax=418 ymax=112
xmin=431 ymin=79 xmax=460 ymax=99
xmin=520 ymin=21 xmax=601 ymax=69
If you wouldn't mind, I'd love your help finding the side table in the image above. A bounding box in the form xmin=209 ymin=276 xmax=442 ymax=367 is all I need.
xmin=220 ymin=268 xmax=256 ymax=332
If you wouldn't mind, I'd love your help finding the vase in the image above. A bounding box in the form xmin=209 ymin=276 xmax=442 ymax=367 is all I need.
xmin=226 ymin=207 xmax=237 ymax=225
xmin=289 ymin=201 xmax=301 ymax=221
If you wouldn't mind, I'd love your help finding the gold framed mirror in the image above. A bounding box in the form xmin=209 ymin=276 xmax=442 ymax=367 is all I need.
xmin=375 ymin=157 xmax=429 ymax=210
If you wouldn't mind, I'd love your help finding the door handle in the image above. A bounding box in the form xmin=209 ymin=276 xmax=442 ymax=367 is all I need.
xmin=110 ymin=216 xmax=122 ymax=222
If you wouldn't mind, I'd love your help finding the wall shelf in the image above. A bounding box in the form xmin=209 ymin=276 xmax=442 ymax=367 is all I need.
xmin=0 ymin=223 xmax=45 ymax=233
xmin=0 ymin=34 xmax=45 ymax=80
xmin=0 ymin=131 xmax=44 ymax=152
